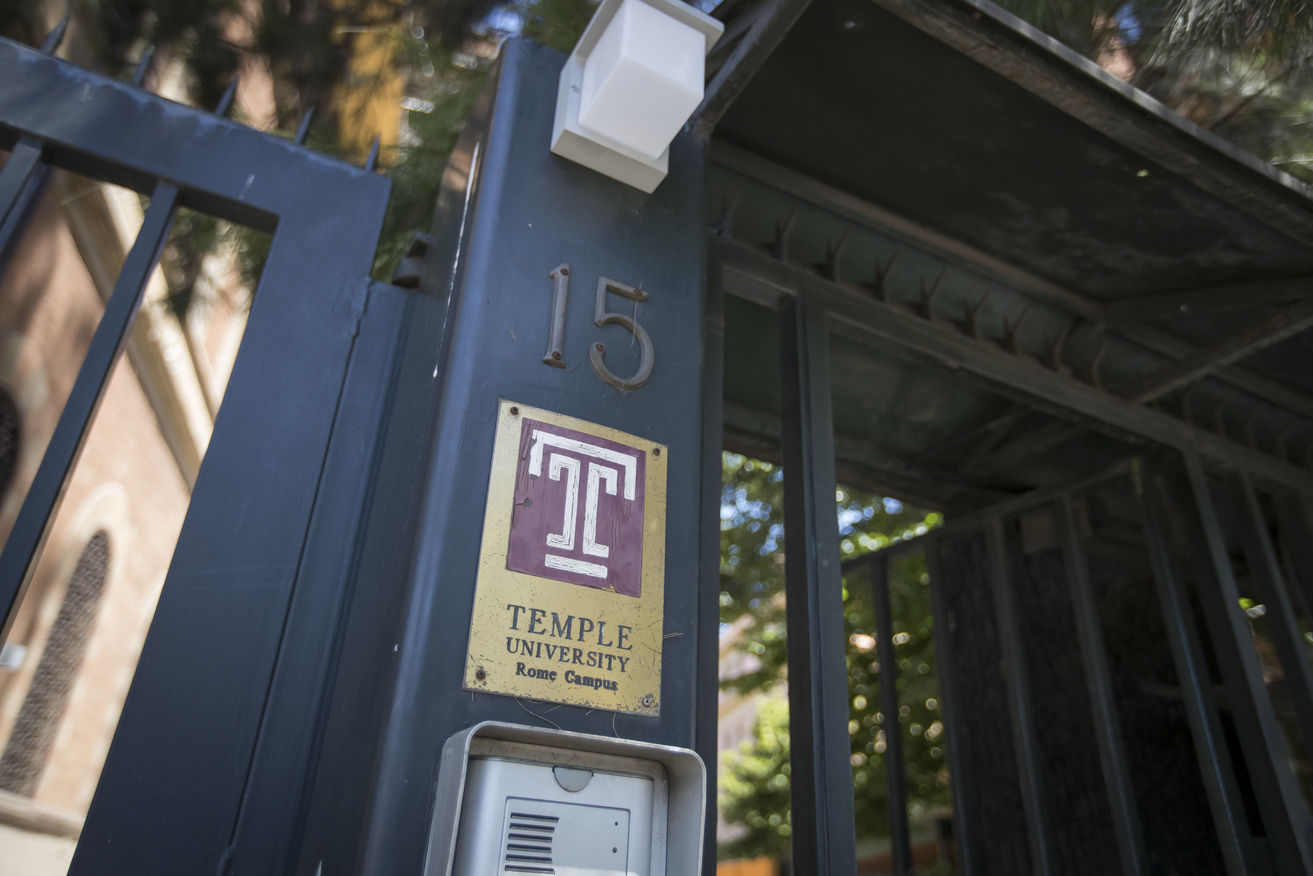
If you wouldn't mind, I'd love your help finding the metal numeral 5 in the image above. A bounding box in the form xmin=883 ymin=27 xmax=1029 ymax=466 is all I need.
xmin=542 ymin=264 xmax=655 ymax=391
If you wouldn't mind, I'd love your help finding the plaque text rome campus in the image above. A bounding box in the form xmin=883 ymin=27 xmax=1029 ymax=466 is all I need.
xmin=504 ymin=603 xmax=634 ymax=691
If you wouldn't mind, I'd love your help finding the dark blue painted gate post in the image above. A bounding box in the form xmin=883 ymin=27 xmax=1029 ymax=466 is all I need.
xmin=296 ymin=39 xmax=716 ymax=873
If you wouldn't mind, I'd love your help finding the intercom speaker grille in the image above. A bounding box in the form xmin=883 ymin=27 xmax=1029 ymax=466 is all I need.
xmin=503 ymin=810 xmax=558 ymax=873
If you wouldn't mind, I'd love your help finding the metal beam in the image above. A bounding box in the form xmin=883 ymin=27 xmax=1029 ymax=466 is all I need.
xmin=1174 ymin=453 xmax=1313 ymax=873
xmin=0 ymin=181 xmax=177 ymax=642
xmin=1133 ymin=460 xmax=1252 ymax=874
xmin=923 ymin=542 xmax=977 ymax=874
xmin=710 ymin=142 xmax=1313 ymax=424
xmin=778 ymin=293 xmax=858 ymax=874
xmin=0 ymin=137 xmax=45 ymax=265
xmin=911 ymin=403 xmax=1025 ymax=466
xmin=965 ymin=302 xmax=1313 ymax=479
xmin=1104 ymin=275 xmax=1313 ymax=324
xmin=1230 ymin=473 xmax=1313 ymax=764
xmin=1275 ymin=492 xmax=1313 ymax=625
xmin=866 ymin=0 xmax=1313 ymax=249
xmin=713 ymin=236 xmax=1313 ymax=493
xmin=985 ymin=517 xmax=1054 ymax=874
xmin=1055 ymin=497 xmax=1148 ymax=876
xmin=870 ymin=554 xmax=912 ymax=875
xmin=968 ymin=419 xmax=1082 ymax=478
xmin=694 ymin=0 xmax=814 ymax=133
xmin=967 ymin=300 xmax=1313 ymax=479
xmin=1118 ymin=301 xmax=1313 ymax=404
xmin=696 ymin=256 xmax=726 ymax=876
xmin=722 ymin=399 xmax=1009 ymax=509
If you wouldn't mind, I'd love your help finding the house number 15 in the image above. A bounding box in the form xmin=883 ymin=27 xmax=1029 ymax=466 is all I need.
xmin=542 ymin=263 xmax=655 ymax=391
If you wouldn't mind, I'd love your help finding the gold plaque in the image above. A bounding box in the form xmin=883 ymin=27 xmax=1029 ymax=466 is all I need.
xmin=463 ymin=400 xmax=666 ymax=715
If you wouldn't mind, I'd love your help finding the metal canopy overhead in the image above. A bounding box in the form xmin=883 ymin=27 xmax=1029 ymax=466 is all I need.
xmin=704 ymin=0 xmax=1313 ymax=511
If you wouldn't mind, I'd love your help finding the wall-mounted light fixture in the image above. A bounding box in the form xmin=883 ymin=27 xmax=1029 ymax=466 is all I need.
xmin=551 ymin=0 xmax=724 ymax=193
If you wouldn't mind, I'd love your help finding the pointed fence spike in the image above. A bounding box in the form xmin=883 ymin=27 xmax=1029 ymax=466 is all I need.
xmin=295 ymin=106 xmax=316 ymax=144
xmin=1089 ymin=337 xmax=1108 ymax=388
xmin=215 ymin=77 xmax=239 ymax=117
xmin=131 ymin=44 xmax=156 ymax=87
xmin=364 ymin=135 xmax=382 ymax=171
xmin=41 ymin=4 xmax=72 ymax=54
xmin=1277 ymin=423 xmax=1293 ymax=462
xmin=829 ymin=228 xmax=850 ymax=262
xmin=766 ymin=211 xmax=796 ymax=261
xmin=918 ymin=268 xmax=947 ymax=321
xmin=1004 ymin=306 xmax=1030 ymax=354
xmin=966 ymin=292 xmax=990 ymax=338
xmin=1212 ymin=402 xmax=1228 ymax=438
xmin=1178 ymin=384 xmax=1200 ymax=424
xmin=869 ymin=249 xmax=901 ymax=301
xmin=778 ymin=211 xmax=796 ymax=255
xmin=922 ymin=268 xmax=946 ymax=301
xmin=1049 ymin=322 xmax=1075 ymax=373
xmin=821 ymin=229 xmax=850 ymax=281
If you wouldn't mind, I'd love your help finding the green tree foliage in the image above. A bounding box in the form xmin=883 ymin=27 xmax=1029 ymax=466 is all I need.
xmin=76 ymin=0 xmax=503 ymax=117
xmin=995 ymin=0 xmax=1313 ymax=182
xmin=374 ymin=0 xmax=593 ymax=274
xmin=52 ymin=0 xmax=595 ymax=286
xmin=716 ymin=453 xmax=949 ymax=861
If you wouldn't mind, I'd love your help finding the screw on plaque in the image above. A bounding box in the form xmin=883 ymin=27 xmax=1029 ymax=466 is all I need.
xmin=510 ymin=406 xmax=519 ymax=416
xmin=475 ymin=667 xmax=487 ymax=682
xmin=641 ymin=693 xmax=656 ymax=708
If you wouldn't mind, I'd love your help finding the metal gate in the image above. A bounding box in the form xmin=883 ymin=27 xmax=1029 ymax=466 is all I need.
xmin=0 ymin=28 xmax=402 ymax=874
xmin=841 ymin=457 xmax=1313 ymax=874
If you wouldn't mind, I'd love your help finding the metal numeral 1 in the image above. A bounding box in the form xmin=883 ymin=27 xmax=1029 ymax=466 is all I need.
xmin=541 ymin=265 xmax=655 ymax=391
xmin=542 ymin=263 xmax=570 ymax=368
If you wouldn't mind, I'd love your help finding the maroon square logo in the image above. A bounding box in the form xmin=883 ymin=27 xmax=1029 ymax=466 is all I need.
xmin=506 ymin=418 xmax=646 ymax=597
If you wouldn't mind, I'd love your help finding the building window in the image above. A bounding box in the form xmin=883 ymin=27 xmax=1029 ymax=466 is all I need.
xmin=0 ymin=531 xmax=110 ymax=796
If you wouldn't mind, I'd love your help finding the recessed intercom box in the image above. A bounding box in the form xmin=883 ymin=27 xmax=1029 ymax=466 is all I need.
xmin=423 ymin=722 xmax=706 ymax=875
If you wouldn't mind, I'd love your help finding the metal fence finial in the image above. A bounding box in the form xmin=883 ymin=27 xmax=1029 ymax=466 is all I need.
xmin=295 ymin=107 xmax=316 ymax=144
xmin=215 ymin=77 xmax=239 ymax=117
xmin=364 ymin=135 xmax=381 ymax=172
xmin=131 ymin=45 xmax=156 ymax=88
xmin=40 ymin=4 xmax=72 ymax=54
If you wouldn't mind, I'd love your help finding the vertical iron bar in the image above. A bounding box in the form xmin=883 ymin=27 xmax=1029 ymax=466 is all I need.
xmin=0 ymin=137 xmax=46 ymax=263
xmin=130 ymin=45 xmax=156 ymax=87
xmin=0 ymin=180 xmax=179 ymax=641
xmin=1275 ymin=492 xmax=1313 ymax=629
xmin=1175 ymin=452 xmax=1313 ymax=872
xmin=924 ymin=541 xmax=975 ymax=875
xmin=696 ymin=256 xmax=725 ymax=876
xmin=1231 ymin=472 xmax=1313 ymax=759
xmin=1134 ymin=460 xmax=1252 ymax=875
xmin=40 ymin=7 xmax=72 ymax=54
xmin=778 ymin=293 xmax=857 ymax=875
xmin=1055 ymin=496 xmax=1148 ymax=876
xmin=986 ymin=516 xmax=1053 ymax=875
xmin=872 ymin=552 xmax=912 ymax=875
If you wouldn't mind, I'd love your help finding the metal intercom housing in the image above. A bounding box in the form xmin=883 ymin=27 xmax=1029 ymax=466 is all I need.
xmin=423 ymin=722 xmax=706 ymax=875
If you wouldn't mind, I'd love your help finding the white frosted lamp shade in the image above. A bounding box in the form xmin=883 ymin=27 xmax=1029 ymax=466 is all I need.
xmin=577 ymin=0 xmax=705 ymax=161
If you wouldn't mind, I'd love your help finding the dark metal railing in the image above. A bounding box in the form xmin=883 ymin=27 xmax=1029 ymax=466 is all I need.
xmin=0 ymin=22 xmax=393 ymax=874
xmin=835 ymin=455 xmax=1313 ymax=875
